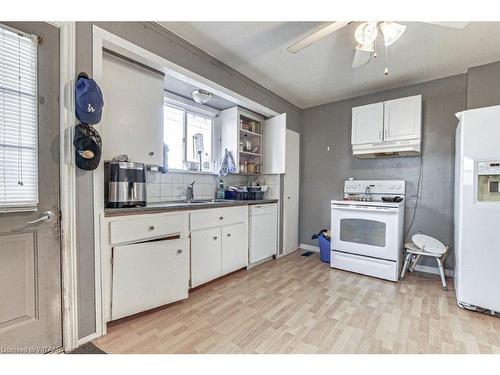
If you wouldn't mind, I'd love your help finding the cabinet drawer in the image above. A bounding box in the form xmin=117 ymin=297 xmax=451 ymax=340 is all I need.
xmin=190 ymin=206 xmax=246 ymax=231
xmin=110 ymin=212 xmax=188 ymax=245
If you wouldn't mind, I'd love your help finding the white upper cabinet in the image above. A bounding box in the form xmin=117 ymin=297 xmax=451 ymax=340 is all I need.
xmin=262 ymin=113 xmax=287 ymax=174
xmin=101 ymin=52 xmax=164 ymax=165
xmin=220 ymin=107 xmax=286 ymax=175
xmin=383 ymin=95 xmax=422 ymax=141
xmin=351 ymin=95 xmax=422 ymax=158
xmin=351 ymin=102 xmax=384 ymax=145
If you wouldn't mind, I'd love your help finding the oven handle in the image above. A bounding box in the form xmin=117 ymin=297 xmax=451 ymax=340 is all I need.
xmin=331 ymin=204 xmax=399 ymax=213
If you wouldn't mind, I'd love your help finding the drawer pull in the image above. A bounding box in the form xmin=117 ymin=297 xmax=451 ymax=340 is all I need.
xmin=149 ymin=151 xmax=154 ymax=156
xmin=227 ymin=233 xmax=231 ymax=237
xmin=177 ymin=249 xmax=183 ymax=254
xmin=219 ymin=216 xmax=224 ymax=220
xmin=149 ymin=225 xmax=155 ymax=231
xmin=213 ymin=236 xmax=218 ymax=240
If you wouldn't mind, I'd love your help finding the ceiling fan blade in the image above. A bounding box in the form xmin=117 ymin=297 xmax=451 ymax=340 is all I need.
xmin=425 ymin=22 xmax=470 ymax=29
xmin=287 ymin=21 xmax=351 ymax=54
xmin=352 ymin=49 xmax=371 ymax=68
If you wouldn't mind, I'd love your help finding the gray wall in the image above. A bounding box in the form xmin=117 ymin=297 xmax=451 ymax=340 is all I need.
xmin=466 ymin=60 xmax=500 ymax=110
xmin=74 ymin=22 xmax=301 ymax=339
xmin=300 ymin=74 xmax=467 ymax=270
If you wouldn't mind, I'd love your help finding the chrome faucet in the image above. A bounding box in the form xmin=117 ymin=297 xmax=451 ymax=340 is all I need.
xmin=365 ymin=185 xmax=372 ymax=201
xmin=186 ymin=181 xmax=195 ymax=201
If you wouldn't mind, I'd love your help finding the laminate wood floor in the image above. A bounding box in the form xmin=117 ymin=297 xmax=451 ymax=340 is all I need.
xmin=93 ymin=250 xmax=500 ymax=354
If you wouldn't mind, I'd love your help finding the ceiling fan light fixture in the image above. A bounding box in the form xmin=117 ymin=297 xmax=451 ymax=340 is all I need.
xmin=355 ymin=42 xmax=374 ymax=53
xmin=355 ymin=22 xmax=378 ymax=45
xmin=191 ymin=89 xmax=213 ymax=104
xmin=379 ymin=21 xmax=406 ymax=46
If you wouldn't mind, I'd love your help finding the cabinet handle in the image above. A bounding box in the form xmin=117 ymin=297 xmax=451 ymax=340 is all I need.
xmin=227 ymin=233 xmax=231 ymax=237
xmin=177 ymin=249 xmax=183 ymax=254
xmin=213 ymin=236 xmax=218 ymax=240
xmin=219 ymin=216 xmax=224 ymax=220
xmin=384 ymin=130 xmax=388 ymax=138
xmin=149 ymin=151 xmax=154 ymax=156
xmin=149 ymin=225 xmax=155 ymax=231
xmin=378 ymin=130 xmax=382 ymax=140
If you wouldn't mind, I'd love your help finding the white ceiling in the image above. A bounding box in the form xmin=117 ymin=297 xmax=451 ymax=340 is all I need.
xmin=159 ymin=22 xmax=500 ymax=109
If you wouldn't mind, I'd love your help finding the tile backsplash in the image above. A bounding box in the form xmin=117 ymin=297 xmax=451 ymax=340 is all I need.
xmin=145 ymin=171 xmax=280 ymax=203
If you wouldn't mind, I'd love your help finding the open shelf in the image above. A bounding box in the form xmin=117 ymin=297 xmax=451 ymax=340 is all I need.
xmin=239 ymin=128 xmax=262 ymax=137
xmin=240 ymin=150 xmax=262 ymax=157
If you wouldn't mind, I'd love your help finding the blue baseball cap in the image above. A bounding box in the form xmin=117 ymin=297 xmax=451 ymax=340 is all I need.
xmin=76 ymin=73 xmax=104 ymax=125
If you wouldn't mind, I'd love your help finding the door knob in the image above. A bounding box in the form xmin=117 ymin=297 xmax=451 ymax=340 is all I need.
xmin=27 ymin=211 xmax=55 ymax=225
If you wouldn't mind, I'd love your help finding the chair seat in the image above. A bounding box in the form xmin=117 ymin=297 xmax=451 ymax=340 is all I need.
xmin=411 ymin=234 xmax=447 ymax=255
xmin=404 ymin=242 xmax=444 ymax=257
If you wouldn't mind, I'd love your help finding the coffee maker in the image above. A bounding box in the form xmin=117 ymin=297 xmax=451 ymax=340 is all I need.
xmin=105 ymin=161 xmax=146 ymax=208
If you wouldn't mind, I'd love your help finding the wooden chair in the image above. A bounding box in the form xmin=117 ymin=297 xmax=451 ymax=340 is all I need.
xmin=400 ymin=234 xmax=451 ymax=290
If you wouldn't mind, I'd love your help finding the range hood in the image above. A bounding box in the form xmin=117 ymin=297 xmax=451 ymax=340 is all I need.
xmin=352 ymin=139 xmax=421 ymax=158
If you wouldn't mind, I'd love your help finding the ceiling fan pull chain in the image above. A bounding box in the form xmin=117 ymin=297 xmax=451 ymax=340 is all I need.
xmin=384 ymin=45 xmax=389 ymax=76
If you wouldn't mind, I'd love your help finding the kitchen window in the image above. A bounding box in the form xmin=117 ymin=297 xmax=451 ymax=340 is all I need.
xmin=163 ymin=96 xmax=217 ymax=172
xmin=0 ymin=25 xmax=38 ymax=212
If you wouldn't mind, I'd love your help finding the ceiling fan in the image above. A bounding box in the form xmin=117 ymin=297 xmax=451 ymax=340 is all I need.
xmin=287 ymin=21 xmax=470 ymax=75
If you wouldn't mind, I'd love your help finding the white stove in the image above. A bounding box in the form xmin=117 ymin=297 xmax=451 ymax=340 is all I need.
xmin=330 ymin=179 xmax=405 ymax=281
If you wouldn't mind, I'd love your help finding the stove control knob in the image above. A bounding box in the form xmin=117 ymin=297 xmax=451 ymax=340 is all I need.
xmin=396 ymin=184 xmax=402 ymax=189
xmin=389 ymin=184 xmax=395 ymax=190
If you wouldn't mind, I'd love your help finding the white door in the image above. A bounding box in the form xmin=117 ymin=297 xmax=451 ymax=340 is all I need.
xmin=101 ymin=51 xmax=164 ymax=165
xmin=283 ymin=130 xmax=300 ymax=254
xmin=191 ymin=227 xmax=222 ymax=287
xmin=262 ymin=113 xmax=286 ymax=174
xmin=383 ymin=95 xmax=422 ymax=141
xmin=351 ymin=102 xmax=384 ymax=145
xmin=0 ymin=22 xmax=62 ymax=352
xmin=111 ymin=238 xmax=189 ymax=320
xmin=221 ymin=223 xmax=247 ymax=274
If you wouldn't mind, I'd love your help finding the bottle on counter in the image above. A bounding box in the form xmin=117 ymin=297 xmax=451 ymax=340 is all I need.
xmin=216 ymin=180 xmax=225 ymax=199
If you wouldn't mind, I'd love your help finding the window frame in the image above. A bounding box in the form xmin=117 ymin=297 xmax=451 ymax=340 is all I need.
xmin=163 ymin=92 xmax=220 ymax=174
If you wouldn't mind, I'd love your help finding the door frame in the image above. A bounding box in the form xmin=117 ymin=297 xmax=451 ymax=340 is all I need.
xmin=50 ymin=21 xmax=79 ymax=352
xmin=91 ymin=25 xmax=282 ymax=336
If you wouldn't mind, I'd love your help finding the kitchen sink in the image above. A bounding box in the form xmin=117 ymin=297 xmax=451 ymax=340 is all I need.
xmin=183 ymin=199 xmax=232 ymax=204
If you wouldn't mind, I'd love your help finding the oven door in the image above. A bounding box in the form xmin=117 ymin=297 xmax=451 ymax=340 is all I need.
xmin=331 ymin=204 xmax=400 ymax=261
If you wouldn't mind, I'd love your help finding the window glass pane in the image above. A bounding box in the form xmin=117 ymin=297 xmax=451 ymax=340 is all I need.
xmin=186 ymin=112 xmax=212 ymax=170
xmin=163 ymin=104 xmax=184 ymax=170
xmin=0 ymin=26 xmax=38 ymax=211
xmin=339 ymin=219 xmax=386 ymax=247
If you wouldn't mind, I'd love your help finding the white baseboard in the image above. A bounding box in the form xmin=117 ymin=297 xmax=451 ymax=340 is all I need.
xmin=299 ymin=243 xmax=319 ymax=252
xmin=299 ymin=243 xmax=454 ymax=277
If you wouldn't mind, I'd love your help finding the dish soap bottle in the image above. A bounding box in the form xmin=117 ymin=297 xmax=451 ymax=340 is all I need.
xmin=216 ymin=180 xmax=225 ymax=199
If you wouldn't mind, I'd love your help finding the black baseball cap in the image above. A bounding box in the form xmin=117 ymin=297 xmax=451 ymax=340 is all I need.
xmin=73 ymin=123 xmax=102 ymax=170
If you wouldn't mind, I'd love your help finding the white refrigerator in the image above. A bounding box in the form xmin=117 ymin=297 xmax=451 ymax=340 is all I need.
xmin=454 ymin=105 xmax=500 ymax=314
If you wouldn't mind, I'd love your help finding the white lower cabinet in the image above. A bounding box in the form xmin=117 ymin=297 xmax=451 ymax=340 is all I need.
xmin=191 ymin=227 xmax=222 ymax=288
xmin=111 ymin=238 xmax=189 ymax=320
xmin=190 ymin=207 xmax=248 ymax=288
xmin=221 ymin=223 xmax=247 ymax=275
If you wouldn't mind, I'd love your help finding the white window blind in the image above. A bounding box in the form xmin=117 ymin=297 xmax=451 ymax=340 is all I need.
xmin=0 ymin=25 xmax=38 ymax=212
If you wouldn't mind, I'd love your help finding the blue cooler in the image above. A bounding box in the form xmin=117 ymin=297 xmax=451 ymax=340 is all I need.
xmin=318 ymin=236 xmax=331 ymax=263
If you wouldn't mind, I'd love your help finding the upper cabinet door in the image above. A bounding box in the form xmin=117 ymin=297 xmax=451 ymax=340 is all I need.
xmin=383 ymin=95 xmax=422 ymax=141
xmin=351 ymin=102 xmax=384 ymax=145
xmin=262 ymin=113 xmax=286 ymax=174
xmin=101 ymin=52 xmax=164 ymax=165
xmin=219 ymin=107 xmax=240 ymax=168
